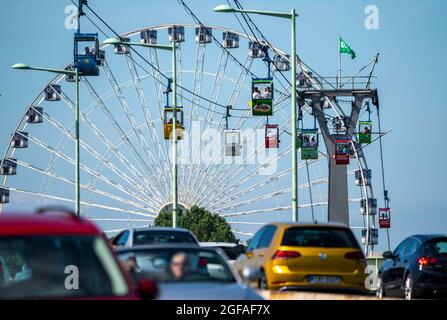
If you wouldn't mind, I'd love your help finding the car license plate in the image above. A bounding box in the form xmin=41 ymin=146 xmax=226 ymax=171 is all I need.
xmin=307 ymin=275 xmax=340 ymax=284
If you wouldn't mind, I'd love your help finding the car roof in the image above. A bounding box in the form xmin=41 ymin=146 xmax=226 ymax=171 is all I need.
xmin=0 ymin=213 xmax=101 ymax=236
xmin=131 ymin=226 xmax=193 ymax=233
xmin=200 ymin=242 xmax=239 ymax=247
xmin=268 ymin=221 xmax=350 ymax=229
xmin=411 ymin=234 xmax=447 ymax=242
xmin=115 ymin=243 xmax=215 ymax=254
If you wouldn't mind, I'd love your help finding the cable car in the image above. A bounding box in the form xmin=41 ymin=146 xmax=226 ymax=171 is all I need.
xmin=265 ymin=124 xmax=280 ymax=149
xmin=65 ymin=65 xmax=76 ymax=82
xmin=26 ymin=106 xmax=43 ymax=124
xmin=248 ymin=41 xmax=265 ymax=58
xmin=163 ymin=107 xmax=184 ymax=140
xmin=141 ymin=29 xmax=157 ymax=44
xmin=222 ymin=32 xmax=239 ymax=49
xmin=195 ymin=26 xmax=212 ymax=44
xmin=360 ymin=198 xmax=377 ymax=215
xmin=43 ymin=84 xmax=61 ymax=101
xmin=0 ymin=187 xmax=9 ymax=204
xmin=273 ymin=55 xmax=290 ymax=72
xmin=168 ymin=26 xmax=185 ymax=43
xmin=334 ymin=139 xmax=350 ymax=165
xmin=1 ymin=158 xmax=17 ymax=175
xmin=358 ymin=120 xmax=372 ymax=144
xmin=297 ymin=129 xmax=319 ymax=160
xmin=251 ymin=78 xmax=273 ymax=116
xmin=361 ymin=228 xmax=379 ymax=245
xmin=224 ymin=130 xmax=242 ymax=157
xmin=379 ymin=208 xmax=391 ymax=228
xmin=354 ymin=169 xmax=372 ymax=186
xmin=113 ymin=37 xmax=130 ymax=54
xmin=10 ymin=132 xmax=28 ymax=149
xmin=74 ymin=33 xmax=100 ymax=76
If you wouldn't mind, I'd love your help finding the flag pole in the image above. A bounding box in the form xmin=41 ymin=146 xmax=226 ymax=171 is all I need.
xmin=338 ymin=35 xmax=341 ymax=89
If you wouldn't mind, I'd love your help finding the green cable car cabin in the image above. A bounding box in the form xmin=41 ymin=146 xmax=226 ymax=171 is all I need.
xmin=251 ymin=78 xmax=273 ymax=116
xmin=297 ymin=129 xmax=319 ymax=160
xmin=358 ymin=120 xmax=372 ymax=144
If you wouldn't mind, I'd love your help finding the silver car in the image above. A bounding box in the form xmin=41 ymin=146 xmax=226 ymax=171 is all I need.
xmin=115 ymin=244 xmax=264 ymax=300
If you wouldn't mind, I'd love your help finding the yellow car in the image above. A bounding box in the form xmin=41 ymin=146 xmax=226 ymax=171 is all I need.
xmin=233 ymin=222 xmax=367 ymax=293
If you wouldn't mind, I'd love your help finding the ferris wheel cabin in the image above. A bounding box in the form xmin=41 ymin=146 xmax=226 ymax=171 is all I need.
xmin=248 ymin=41 xmax=265 ymax=58
xmin=140 ymin=29 xmax=157 ymax=44
xmin=195 ymin=26 xmax=212 ymax=43
xmin=43 ymin=84 xmax=61 ymax=102
xmin=224 ymin=130 xmax=242 ymax=157
xmin=113 ymin=37 xmax=131 ymax=54
xmin=251 ymin=78 xmax=273 ymax=116
xmin=273 ymin=54 xmax=290 ymax=72
xmin=74 ymin=33 xmax=101 ymax=76
xmin=10 ymin=132 xmax=28 ymax=149
xmin=25 ymin=106 xmax=43 ymax=124
xmin=65 ymin=65 xmax=76 ymax=82
xmin=163 ymin=107 xmax=184 ymax=140
xmin=0 ymin=187 xmax=9 ymax=204
xmin=360 ymin=198 xmax=377 ymax=215
xmin=1 ymin=158 xmax=17 ymax=176
xmin=222 ymin=32 xmax=239 ymax=48
xmin=168 ymin=26 xmax=185 ymax=43
xmin=354 ymin=169 xmax=372 ymax=186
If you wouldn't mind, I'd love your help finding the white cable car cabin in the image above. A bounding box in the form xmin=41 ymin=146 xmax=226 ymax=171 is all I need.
xmin=249 ymin=41 xmax=265 ymax=58
xmin=1 ymin=158 xmax=17 ymax=175
xmin=0 ymin=187 xmax=9 ymax=204
xmin=141 ymin=29 xmax=157 ymax=45
xmin=273 ymin=55 xmax=290 ymax=72
xmin=10 ymin=132 xmax=28 ymax=149
xmin=26 ymin=106 xmax=43 ymax=124
xmin=195 ymin=26 xmax=212 ymax=44
xmin=113 ymin=37 xmax=131 ymax=54
xmin=354 ymin=169 xmax=372 ymax=186
xmin=168 ymin=26 xmax=185 ymax=43
xmin=44 ymin=84 xmax=61 ymax=101
xmin=224 ymin=130 xmax=242 ymax=157
xmin=222 ymin=32 xmax=239 ymax=49
xmin=265 ymin=124 xmax=280 ymax=148
xmin=163 ymin=107 xmax=184 ymax=140
xmin=360 ymin=198 xmax=377 ymax=215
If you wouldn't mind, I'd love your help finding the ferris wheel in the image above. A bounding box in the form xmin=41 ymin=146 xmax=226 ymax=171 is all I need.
xmin=0 ymin=20 xmax=385 ymax=253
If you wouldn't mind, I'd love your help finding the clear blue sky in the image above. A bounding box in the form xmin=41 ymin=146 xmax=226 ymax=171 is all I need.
xmin=0 ymin=0 xmax=446 ymax=251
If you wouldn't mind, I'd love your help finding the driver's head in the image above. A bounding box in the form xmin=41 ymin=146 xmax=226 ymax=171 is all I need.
xmin=170 ymin=252 xmax=191 ymax=280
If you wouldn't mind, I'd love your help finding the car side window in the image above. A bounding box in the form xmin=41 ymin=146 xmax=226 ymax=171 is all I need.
xmin=247 ymin=227 xmax=266 ymax=252
xmin=117 ymin=231 xmax=129 ymax=246
xmin=257 ymin=225 xmax=277 ymax=249
xmin=404 ymin=239 xmax=420 ymax=256
xmin=394 ymin=239 xmax=410 ymax=257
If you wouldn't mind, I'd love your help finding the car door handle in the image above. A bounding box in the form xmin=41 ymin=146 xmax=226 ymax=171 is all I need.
xmin=259 ymin=252 xmax=264 ymax=257
xmin=246 ymin=252 xmax=254 ymax=258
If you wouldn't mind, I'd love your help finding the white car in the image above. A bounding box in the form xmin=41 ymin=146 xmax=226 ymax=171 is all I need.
xmin=199 ymin=242 xmax=246 ymax=265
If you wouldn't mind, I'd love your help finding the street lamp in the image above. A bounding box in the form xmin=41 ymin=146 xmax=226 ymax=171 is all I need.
xmin=103 ymin=38 xmax=179 ymax=228
xmin=12 ymin=63 xmax=81 ymax=216
xmin=214 ymin=4 xmax=299 ymax=222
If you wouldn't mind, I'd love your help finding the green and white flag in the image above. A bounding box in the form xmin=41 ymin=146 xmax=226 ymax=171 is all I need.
xmin=340 ymin=37 xmax=356 ymax=59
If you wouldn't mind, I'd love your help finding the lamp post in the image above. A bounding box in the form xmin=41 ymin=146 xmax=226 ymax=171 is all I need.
xmin=103 ymin=38 xmax=179 ymax=227
xmin=214 ymin=4 xmax=299 ymax=222
xmin=11 ymin=63 xmax=81 ymax=216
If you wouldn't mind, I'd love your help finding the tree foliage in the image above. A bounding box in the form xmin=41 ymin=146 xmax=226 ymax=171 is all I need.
xmin=154 ymin=205 xmax=238 ymax=243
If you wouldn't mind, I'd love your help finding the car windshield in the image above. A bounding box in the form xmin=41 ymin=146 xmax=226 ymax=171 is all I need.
xmin=117 ymin=248 xmax=236 ymax=284
xmin=133 ymin=230 xmax=197 ymax=245
xmin=424 ymin=238 xmax=447 ymax=256
xmin=0 ymin=236 xmax=129 ymax=299
xmin=281 ymin=227 xmax=359 ymax=248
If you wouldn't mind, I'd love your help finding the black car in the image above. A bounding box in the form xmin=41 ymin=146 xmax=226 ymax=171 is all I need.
xmin=377 ymin=234 xmax=447 ymax=299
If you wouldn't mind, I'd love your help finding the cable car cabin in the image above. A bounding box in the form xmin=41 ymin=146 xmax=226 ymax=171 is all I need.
xmin=248 ymin=41 xmax=265 ymax=58
xmin=251 ymin=78 xmax=273 ymax=116
xmin=10 ymin=132 xmax=28 ymax=149
xmin=0 ymin=187 xmax=9 ymax=204
xmin=26 ymin=106 xmax=43 ymax=124
xmin=334 ymin=139 xmax=350 ymax=165
xmin=65 ymin=65 xmax=76 ymax=82
xmin=74 ymin=33 xmax=100 ymax=76
xmin=168 ymin=26 xmax=185 ymax=43
xmin=360 ymin=198 xmax=377 ymax=215
xmin=222 ymin=32 xmax=239 ymax=49
xmin=297 ymin=129 xmax=319 ymax=160
xmin=195 ymin=26 xmax=212 ymax=44
xmin=358 ymin=121 xmax=372 ymax=144
xmin=273 ymin=55 xmax=290 ymax=72
xmin=379 ymin=208 xmax=391 ymax=228
xmin=265 ymin=125 xmax=280 ymax=149
xmin=141 ymin=30 xmax=157 ymax=44
xmin=44 ymin=84 xmax=61 ymax=101
xmin=163 ymin=107 xmax=184 ymax=140
xmin=113 ymin=37 xmax=130 ymax=54
xmin=354 ymin=169 xmax=372 ymax=186
xmin=1 ymin=158 xmax=17 ymax=175
xmin=224 ymin=130 xmax=242 ymax=157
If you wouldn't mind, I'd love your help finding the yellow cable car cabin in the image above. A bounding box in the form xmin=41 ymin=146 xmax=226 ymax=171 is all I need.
xmin=163 ymin=107 xmax=184 ymax=140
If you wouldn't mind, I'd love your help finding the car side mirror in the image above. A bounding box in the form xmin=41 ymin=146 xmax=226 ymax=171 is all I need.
xmin=382 ymin=251 xmax=394 ymax=259
xmin=241 ymin=267 xmax=261 ymax=283
xmin=137 ymin=278 xmax=158 ymax=300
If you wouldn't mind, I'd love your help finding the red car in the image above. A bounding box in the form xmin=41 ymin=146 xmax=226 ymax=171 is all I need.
xmin=0 ymin=207 xmax=157 ymax=299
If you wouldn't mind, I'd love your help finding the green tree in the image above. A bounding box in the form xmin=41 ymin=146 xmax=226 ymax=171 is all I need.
xmin=154 ymin=205 xmax=238 ymax=243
